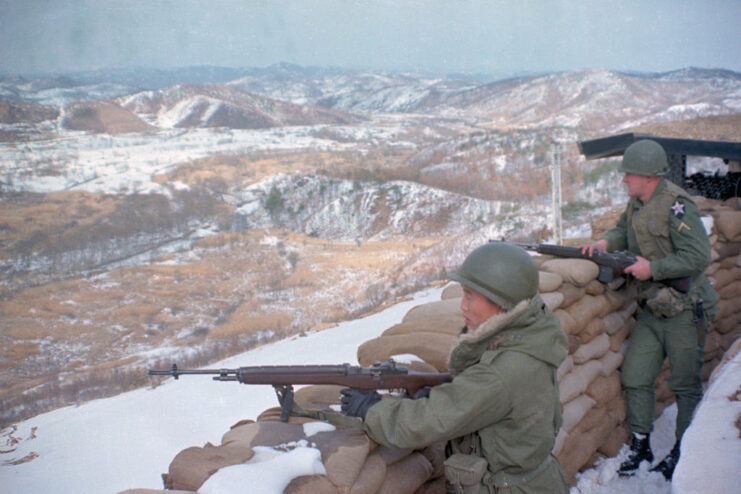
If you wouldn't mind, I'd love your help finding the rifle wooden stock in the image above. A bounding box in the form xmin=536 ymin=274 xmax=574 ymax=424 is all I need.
xmin=148 ymin=360 xmax=453 ymax=421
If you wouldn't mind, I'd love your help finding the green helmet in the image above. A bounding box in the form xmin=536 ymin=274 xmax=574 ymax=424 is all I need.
xmin=449 ymin=242 xmax=538 ymax=310
xmin=619 ymin=139 xmax=668 ymax=176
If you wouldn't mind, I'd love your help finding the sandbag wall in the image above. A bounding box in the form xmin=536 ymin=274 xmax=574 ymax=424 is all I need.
xmin=129 ymin=201 xmax=741 ymax=494
xmin=700 ymin=199 xmax=741 ymax=381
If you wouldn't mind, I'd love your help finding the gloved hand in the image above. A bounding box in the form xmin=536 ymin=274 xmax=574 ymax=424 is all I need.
xmin=411 ymin=386 xmax=431 ymax=400
xmin=340 ymin=388 xmax=381 ymax=419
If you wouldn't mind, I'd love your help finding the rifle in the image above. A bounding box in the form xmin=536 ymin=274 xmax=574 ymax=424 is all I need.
xmin=510 ymin=242 xmax=691 ymax=293
xmin=148 ymin=360 xmax=452 ymax=422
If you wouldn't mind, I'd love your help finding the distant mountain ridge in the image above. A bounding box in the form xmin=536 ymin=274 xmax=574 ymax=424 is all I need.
xmin=117 ymin=83 xmax=362 ymax=130
xmin=1 ymin=64 xmax=740 ymax=135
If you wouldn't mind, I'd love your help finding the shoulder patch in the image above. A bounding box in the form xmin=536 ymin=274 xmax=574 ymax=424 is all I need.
xmin=670 ymin=199 xmax=686 ymax=219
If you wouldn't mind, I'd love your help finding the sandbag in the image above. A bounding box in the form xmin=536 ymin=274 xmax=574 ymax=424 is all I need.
xmin=571 ymin=333 xmax=610 ymax=364
xmin=420 ymin=441 xmax=446 ymax=478
xmin=705 ymin=262 xmax=720 ymax=276
xmin=349 ymin=453 xmax=387 ymax=494
xmin=597 ymin=423 xmax=631 ymax=457
xmin=221 ymin=421 xmax=304 ymax=448
xmin=374 ymin=444 xmax=414 ymax=465
xmin=558 ymin=408 xmax=619 ymax=482
xmin=561 ymin=394 xmax=595 ymax=433
xmin=584 ymin=279 xmax=606 ymax=296
xmin=718 ymin=280 xmax=741 ymax=300
xmin=357 ymin=333 xmax=457 ymax=372
xmin=609 ymin=324 xmax=631 ymax=352
xmin=284 ymin=474 xmax=339 ymax=494
xmin=578 ymin=406 xmax=609 ymax=433
xmin=164 ymin=443 xmax=254 ymax=491
xmin=402 ymin=298 xmax=461 ymax=323
xmin=559 ymin=360 xmax=603 ymax=404
xmin=604 ymin=283 xmax=637 ymax=312
xmin=568 ymin=335 xmax=580 ymax=355
xmin=715 ymin=210 xmax=741 ymax=241
xmin=376 ymin=452 xmax=433 ymax=494
xmin=554 ymin=309 xmax=578 ymax=335
xmin=382 ymin=317 xmax=463 ymax=337
xmin=538 ymin=270 xmax=563 ymax=293
xmin=577 ymin=317 xmax=606 ymax=344
xmin=441 ymin=283 xmax=463 ymax=300
xmin=710 ymin=268 xmax=734 ymax=290
xmin=618 ymin=300 xmax=638 ymax=321
xmin=413 ymin=477 xmax=447 ymax=494
xmin=566 ymin=295 xmax=609 ymax=330
xmin=553 ymin=428 xmax=568 ymax=457
xmin=585 ymin=373 xmax=621 ymax=407
xmin=559 ymin=283 xmax=586 ymax=309
xmin=541 ymin=258 xmax=600 ymax=287
xmin=602 ymin=312 xmax=625 ymax=335
xmin=598 ymin=351 xmax=624 ymax=377
xmin=557 ymin=355 xmax=574 ymax=383
xmin=541 ymin=291 xmax=564 ymax=311
xmin=295 ymin=385 xmax=344 ymax=406
xmin=312 ymin=428 xmax=372 ymax=492
xmin=714 ymin=312 xmax=740 ymax=334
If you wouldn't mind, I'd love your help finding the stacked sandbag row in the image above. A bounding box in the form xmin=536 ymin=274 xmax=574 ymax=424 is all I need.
xmin=160 ymin=418 xmax=445 ymax=494
xmin=531 ymin=257 xmax=637 ymax=482
xmin=700 ymin=201 xmax=741 ymax=382
xmin=126 ymin=384 xmax=447 ymax=494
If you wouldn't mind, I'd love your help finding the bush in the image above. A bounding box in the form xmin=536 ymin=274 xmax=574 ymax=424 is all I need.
xmin=264 ymin=186 xmax=284 ymax=214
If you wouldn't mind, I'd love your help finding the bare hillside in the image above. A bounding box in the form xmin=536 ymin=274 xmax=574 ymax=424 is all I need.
xmin=61 ymin=100 xmax=155 ymax=134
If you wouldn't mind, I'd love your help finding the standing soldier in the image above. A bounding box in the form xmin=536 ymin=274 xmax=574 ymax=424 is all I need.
xmin=580 ymin=139 xmax=717 ymax=480
xmin=341 ymin=242 xmax=570 ymax=493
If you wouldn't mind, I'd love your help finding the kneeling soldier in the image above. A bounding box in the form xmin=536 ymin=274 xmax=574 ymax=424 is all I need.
xmin=342 ymin=242 xmax=569 ymax=493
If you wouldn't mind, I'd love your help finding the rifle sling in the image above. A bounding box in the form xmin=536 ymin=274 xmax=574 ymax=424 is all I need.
xmin=273 ymin=384 xmax=365 ymax=429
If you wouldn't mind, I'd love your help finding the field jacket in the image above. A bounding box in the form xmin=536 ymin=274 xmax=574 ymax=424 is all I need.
xmin=363 ymin=295 xmax=568 ymax=476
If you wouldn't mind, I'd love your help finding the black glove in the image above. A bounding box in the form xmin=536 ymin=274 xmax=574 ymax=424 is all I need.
xmin=411 ymin=386 xmax=431 ymax=400
xmin=340 ymin=388 xmax=381 ymax=419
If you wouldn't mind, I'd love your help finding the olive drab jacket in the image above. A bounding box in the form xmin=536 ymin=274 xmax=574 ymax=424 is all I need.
xmin=602 ymin=179 xmax=718 ymax=318
xmin=362 ymin=295 xmax=568 ymax=483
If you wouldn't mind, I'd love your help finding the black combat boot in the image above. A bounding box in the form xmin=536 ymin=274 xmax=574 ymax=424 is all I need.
xmin=618 ymin=432 xmax=653 ymax=476
xmin=650 ymin=441 xmax=681 ymax=480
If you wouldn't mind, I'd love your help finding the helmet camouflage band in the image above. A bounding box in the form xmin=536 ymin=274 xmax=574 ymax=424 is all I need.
xmin=619 ymin=139 xmax=668 ymax=176
xmin=449 ymin=242 xmax=538 ymax=310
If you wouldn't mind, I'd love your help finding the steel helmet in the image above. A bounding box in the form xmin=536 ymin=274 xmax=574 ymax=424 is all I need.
xmin=619 ymin=139 xmax=668 ymax=176
xmin=449 ymin=242 xmax=538 ymax=310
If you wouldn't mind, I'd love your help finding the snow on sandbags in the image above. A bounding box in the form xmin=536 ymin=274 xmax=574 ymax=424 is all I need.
xmin=163 ymin=443 xmax=255 ymax=491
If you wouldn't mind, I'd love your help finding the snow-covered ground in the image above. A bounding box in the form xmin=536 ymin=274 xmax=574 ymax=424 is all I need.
xmin=0 ymin=117 xmax=417 ymax=196
xmin=2 ymin=285 xmax=738 ymax=494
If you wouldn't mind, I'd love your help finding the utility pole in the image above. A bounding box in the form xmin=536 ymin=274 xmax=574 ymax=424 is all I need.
xmin=550 ymin=142 xmax=563 ymax=245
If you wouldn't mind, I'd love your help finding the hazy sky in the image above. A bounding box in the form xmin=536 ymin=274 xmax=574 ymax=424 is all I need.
xmin=1 ymin=0 xmax=740 ymax=77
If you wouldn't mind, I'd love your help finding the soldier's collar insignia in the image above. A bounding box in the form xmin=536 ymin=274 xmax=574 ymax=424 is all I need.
xmin=670 ymin=200 xmax=685 ymax=218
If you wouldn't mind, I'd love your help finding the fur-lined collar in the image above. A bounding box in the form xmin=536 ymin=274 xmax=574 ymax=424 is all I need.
xmin=456 ymin=298 xmax=531 ymax=345
xmin=447 ymin=295 xmax=567 ymax=376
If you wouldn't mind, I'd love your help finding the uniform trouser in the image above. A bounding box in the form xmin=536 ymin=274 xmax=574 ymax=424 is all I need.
xmin=620 ymin=308 xmax=704 ymax=442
